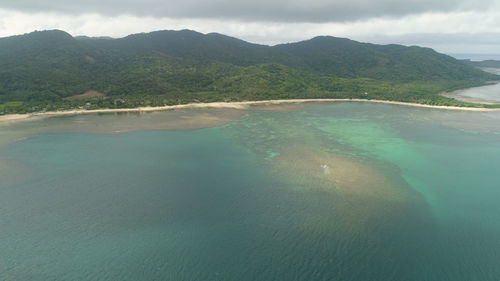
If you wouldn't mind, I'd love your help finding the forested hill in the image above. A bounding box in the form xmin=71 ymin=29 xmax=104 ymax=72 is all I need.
xmin=81 ymin=30 xmax=493 ymax=81
xmin=0 ymin=29 xmax=498 ymax=114
xmin=462 ymin=59 xmax=500 ymax=69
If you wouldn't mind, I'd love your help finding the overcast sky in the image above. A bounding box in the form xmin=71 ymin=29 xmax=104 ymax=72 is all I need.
xmin=0 ymin=0 xmax=499 ymax=57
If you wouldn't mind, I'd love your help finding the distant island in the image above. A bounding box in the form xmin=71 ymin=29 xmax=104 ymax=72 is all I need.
xmin=1 ymin=29 xmax=499 ymax=115
xmin=462 ymin=59 xmax=500 ymax=69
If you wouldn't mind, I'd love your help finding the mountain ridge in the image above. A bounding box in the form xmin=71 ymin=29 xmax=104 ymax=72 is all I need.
xmin=0 ymin=29 xmax=498 ymax=114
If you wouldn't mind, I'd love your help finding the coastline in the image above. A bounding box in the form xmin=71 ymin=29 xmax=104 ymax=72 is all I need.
xmin=1 ymin=98 xmax=499 ymax=123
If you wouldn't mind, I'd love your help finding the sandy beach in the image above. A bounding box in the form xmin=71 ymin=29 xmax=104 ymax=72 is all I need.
xmin=1 ymin=99 xmax=499 ymax=123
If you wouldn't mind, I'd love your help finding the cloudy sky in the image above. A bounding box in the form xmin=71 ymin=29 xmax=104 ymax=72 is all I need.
xmin=0 ymin=0 xmax=499 ymax=57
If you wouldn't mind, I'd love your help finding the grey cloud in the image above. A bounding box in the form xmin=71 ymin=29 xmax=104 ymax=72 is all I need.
xmin=0 ymin=0 xmax=496 ymax=22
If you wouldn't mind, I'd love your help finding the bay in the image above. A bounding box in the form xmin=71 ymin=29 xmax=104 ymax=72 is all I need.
xmin=1 ymin=103 xmax=500 ymax=281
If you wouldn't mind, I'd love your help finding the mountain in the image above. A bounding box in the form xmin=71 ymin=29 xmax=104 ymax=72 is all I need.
xmin=80 ymin=30 xmax=492 ymax=80
xmin=0 ymin=29 xmax=498 ymax=114
xmin=274 ymin=37 xmax=492 ymax=81
xmin=79 ymin=30 xmax=293 ymax=66
xmin=462 ymin=59 xmax=500 ymax=69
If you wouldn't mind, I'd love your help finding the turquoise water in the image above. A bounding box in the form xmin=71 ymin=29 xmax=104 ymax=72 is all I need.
xmin=1 ymin=103 xmax=500 ymax=280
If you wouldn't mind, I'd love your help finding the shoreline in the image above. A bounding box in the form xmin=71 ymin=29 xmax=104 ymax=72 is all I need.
xmin=1 ymin=99 xmax=500 ymax=123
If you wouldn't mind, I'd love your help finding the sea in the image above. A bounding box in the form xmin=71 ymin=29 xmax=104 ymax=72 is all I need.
xmin=450 ymin=53 xmax=500 ymax=61
xmin=1 ymin=102 xmax=500 ymax=281
xmin=442 ymin=67 xmax=500 ymax=104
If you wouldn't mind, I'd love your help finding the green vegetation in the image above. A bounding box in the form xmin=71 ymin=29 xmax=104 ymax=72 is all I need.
xmin=462 ymin=59 xmax=500 ymax=69
xmin=0 ymin=29 xmax=498 ymax=114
